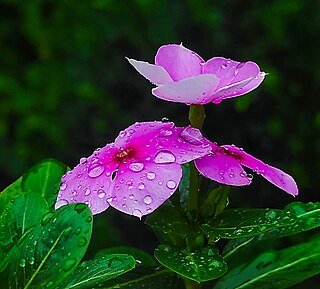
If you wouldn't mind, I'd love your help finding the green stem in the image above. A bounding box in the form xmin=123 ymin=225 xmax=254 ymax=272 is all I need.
xmin=187 ymin=105 xmax=206 ymax=217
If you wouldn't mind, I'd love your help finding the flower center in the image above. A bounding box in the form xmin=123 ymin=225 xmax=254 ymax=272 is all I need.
xmin=115 ymin=148 xmax=133 ymax=163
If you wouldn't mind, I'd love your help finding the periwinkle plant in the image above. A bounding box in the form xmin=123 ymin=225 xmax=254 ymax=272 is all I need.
xmin=1 ymin=44 xmax=319 ymax=289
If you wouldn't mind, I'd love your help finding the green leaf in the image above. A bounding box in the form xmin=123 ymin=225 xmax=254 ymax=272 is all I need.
xmin=0 ymin=178 xmax=23 ymax=216
xmin=199 ymin=186 xmax=229 ymax=219
xmin=178 ymin=163 xmax=190 ymax=211
xmin=99 ymin=267 xmax=179 ymax=289
xmin=154 ymin=245 xmax=227 ymax=282
xmin=5 ymin=203 xmax=92 ymax=289
xmin=259 ymin=202 xmax=320 ymax=239
xmin=0 ymin=192 xmax=47 ymax=271
xmin=146 ymin=203 xmax=190 ymax=246
xmin=201 ymin=208 xmax=297 ymax=239
xmin=21 ymin=159 xmax=68 ymax=208
xmin=59 ymin=254 xmax=135 ymax=289
xmin=95 ymin=246 xmax=156 ymax=267
xmin=214 ymin=238 xmax=320 ymax=289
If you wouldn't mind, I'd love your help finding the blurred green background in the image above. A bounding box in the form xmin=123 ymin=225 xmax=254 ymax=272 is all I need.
xmin=0 ymin=0 xmax=319 ymax=284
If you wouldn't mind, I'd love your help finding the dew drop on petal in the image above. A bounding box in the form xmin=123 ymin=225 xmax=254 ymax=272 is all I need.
xmin=143 ymin=195 xmax=153 ymax=205
xmin=56 ymin=199 xmax=69 ymax=208
xmin=107 ymin=197 xmax=113 ymax=203
xmin=154 ymin=150 xmax=176 ymax=164
xmin=146 ymin=172 xmax=156 ymax=180
xmin=240 ymin=172 xmax=246 ymax=178
xmin=138 ymin=182 xmax=145 ymax=190
xmin=179 ymin=127 xmax=203 ymax=145
xmin=60 ymin=182 xmax=67 ymax=190
xmin=88 ymin=166 xmax=105 ymax=178
xmin=129 ymin=194 xmax=134 ymax=199
xmin=132 ymin=209 xmax=142 ymax=219
xmin=79 ymin=157 xmax=87 ymax=164
xmin=126 ymin=181 xmax=134 ymax=189
xmin=98 ymin=190 xmax=106 ymax=198
xmin=84 ymin=188 xmax=91 ymax=196
xmin=166 ymin=180 xmax=177 ymax=189
xmin=159 ymin=128 xmax=173 ymax=136
xmin=128 ymin=162 xmax=144 ymax=172
xmin=247 ymin=173 xmax=253 ymax=180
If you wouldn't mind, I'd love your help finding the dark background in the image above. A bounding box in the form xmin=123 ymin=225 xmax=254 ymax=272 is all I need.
xmin=0 ymin=0 xmax=319 ymax=286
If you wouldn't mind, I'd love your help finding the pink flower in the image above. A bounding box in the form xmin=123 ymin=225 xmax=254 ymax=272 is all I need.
xmin=194 ymin=143 xmax=298 ymax=196
xmin=127 ymin=44 xmax=265 ymax=105
xmin=55 ymin=122 xmax=211 ymax=218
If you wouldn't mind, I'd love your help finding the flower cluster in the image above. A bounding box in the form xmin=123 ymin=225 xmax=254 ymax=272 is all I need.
xmin=56 ymin=44 xmax=298 ymax=218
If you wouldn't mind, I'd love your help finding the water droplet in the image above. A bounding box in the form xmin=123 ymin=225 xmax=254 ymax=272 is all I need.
xmin=63 ymin=258 xmax=77 ymax=272
xmin=86 ymin=216 xmax=93 ymax=223
xmin=143 ymin=195 xmax=153 ymax=204
xmin=147 ymin=208 xmax=152 ymax=213
xmin=74 ymin=203 xmax=87 ymax=213
xmin=60 ymin=182 xmax=67 ymax=190
xmin=29 ymin=257 xmax=35 ymax=265
xmin=166 ymin=180 xmax=177 ymax=189
xmin=75 ymin=227 xmax=81 ymax=235
xmin=98 ymin=190 xmax=106 ymax=198
xmin=78 ymin=237 xmax=87 ymax=247
xmin=126 ymin=181 xmax=134 ymax=189
xmin=179 ymin=127 xmax=204 ymax=145
xmin=80 ymin=157 xmax=87 ymax=164
xmin=229 ymin=172 xmax=234 ymax=178
xmin=19 ymin=259 xmax=26 ymax=267
xmin=84 ymin=188 xmax=91 ymax=196
xmin=154 ymin=150 xmax=176 ymax=164
xmin=247 ymin=173 xmax=253 ymax=180
xmin=129 ymin=194 xmax=134 ymax=199
xmin=240 ymin=172 xmax=247 ymax=178
xmin=55 ymin=199 xmax=69 ymax=208
xmin=132 ymin=209 xmax=142 ymax=219
xmin=265 ymin=210 xmax=276 ymax=221
xmin=146 ymin=172 xmax=156 ymax=180
xmin=138 ymin=182 xmax=145 ymax=190
xmin=88 ymin=166 xmax=105 ymax=178
xmin=161 ymin=117 xmax=169 ymax=122
xmin=119 ymin=131 xmax=126 ymax=138
xmin=128 ymin=162 xmax=144 ymax=172
xmin=122 ymin=204 xmax=127 ymax=208
xmin=159 ymin=128 xmax=173 ymax=136
xmin=107 ymin=197 xmax=113 ymax=202
xmin=41 ymin=212 xmax=55 ymax=226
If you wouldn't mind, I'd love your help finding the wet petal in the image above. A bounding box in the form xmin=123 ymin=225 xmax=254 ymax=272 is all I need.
xmin=204 ymin=57 xmax=265 ymax=103
xmin=126 ymin=58 xmax=173 ymax=85
xmin=223 ymin=145 xmax=298 ymax=196
xmin=114 ymin=121 xmax=175 ymax=152
xmin=109 ymin=161 xmax=182 ymax=217
xmin=55 ymin=144 xmax=119 ymax=215
xmin=155 ymin=44 xmax=205 ymax=81
xmin=152 ymin=74 xmax=219 ymax=104
xmin=195 ymin=153 xmax=251 ymax=186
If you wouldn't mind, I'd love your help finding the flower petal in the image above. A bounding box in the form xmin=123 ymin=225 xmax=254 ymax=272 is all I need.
xmin=126 ymin=58 xmax=173 ymax=85
xmin=195 ymin=153 xmax=251 ymax=186
xmin=55 ymin=144 xmax=119 ymax=215
xmin=204 ymin=57 xmax=265 ymax=103
xmin=109 ymin=161 xmax=182 ymax=218
xmin=152 ymin=74 xmax=219 ymax=104
xmin=155 ymin=44 xmax=205 ymax=81
xmin=223 ymin=145 xmax=298 ymax=196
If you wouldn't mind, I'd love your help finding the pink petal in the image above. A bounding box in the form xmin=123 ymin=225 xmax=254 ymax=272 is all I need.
xmin=114 ymin=121 xmax=175 ymax=152
xmin=195 ymin=152 xmax=251 ymax=186
xmin=223 ymin=145 xmax=298 ymax=196
xmin=126 ymin=58 xmax=173 ymax=85
xmin=109 ymin=161 xmax=182 ymax=218
xmin=55 ymin=144 xmax=119 ymax=215
xmin=152 ymin=74 xmax=219 ymax=104
xmin=154 ymin=126 xmax=212 ymax=164
xmin=203 ymin=57 xmax=265 ymax=103
xmin=155 ymin=44 xmax=205 ymax=81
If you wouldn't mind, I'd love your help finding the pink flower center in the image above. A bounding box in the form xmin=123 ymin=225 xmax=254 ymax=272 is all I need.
xmin=115 ymin=148 xmax=135 ymax=163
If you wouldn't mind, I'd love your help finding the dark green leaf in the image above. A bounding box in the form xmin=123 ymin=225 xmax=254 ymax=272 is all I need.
xmin=154 ymin=245 xmax=227 ymax=282
xmin=178 ymin=163 xmax=190 ymax=211
xmin=98 ymin=267 xmax=179 ymax=289
xmin=59 ymin=254 xmax=135 ymax=289
xmin=214 ymin=238 xmax=320 ymax=289
xmin=5 ymin=203 xmax=92 ymax=289
xmin=95 ymin=246 xmax=156 ymax=267
xmin=199 ymin=186 xmax=229 ymax=219
xmin=146 ymin=203 xmax=190 ymax=246
xmin=0 ymin=178 xmax=23 ymax=216
xmin=21 ymin=159 xmax=68 ymax=208
xmin=0 ymin=193 xmax=47 ymax=271
xmin=201 ymin=208 xmax=297 ymax=239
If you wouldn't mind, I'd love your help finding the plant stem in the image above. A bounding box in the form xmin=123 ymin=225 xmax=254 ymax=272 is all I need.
xmin=187 ymin=105 xmax=206 ymax=217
